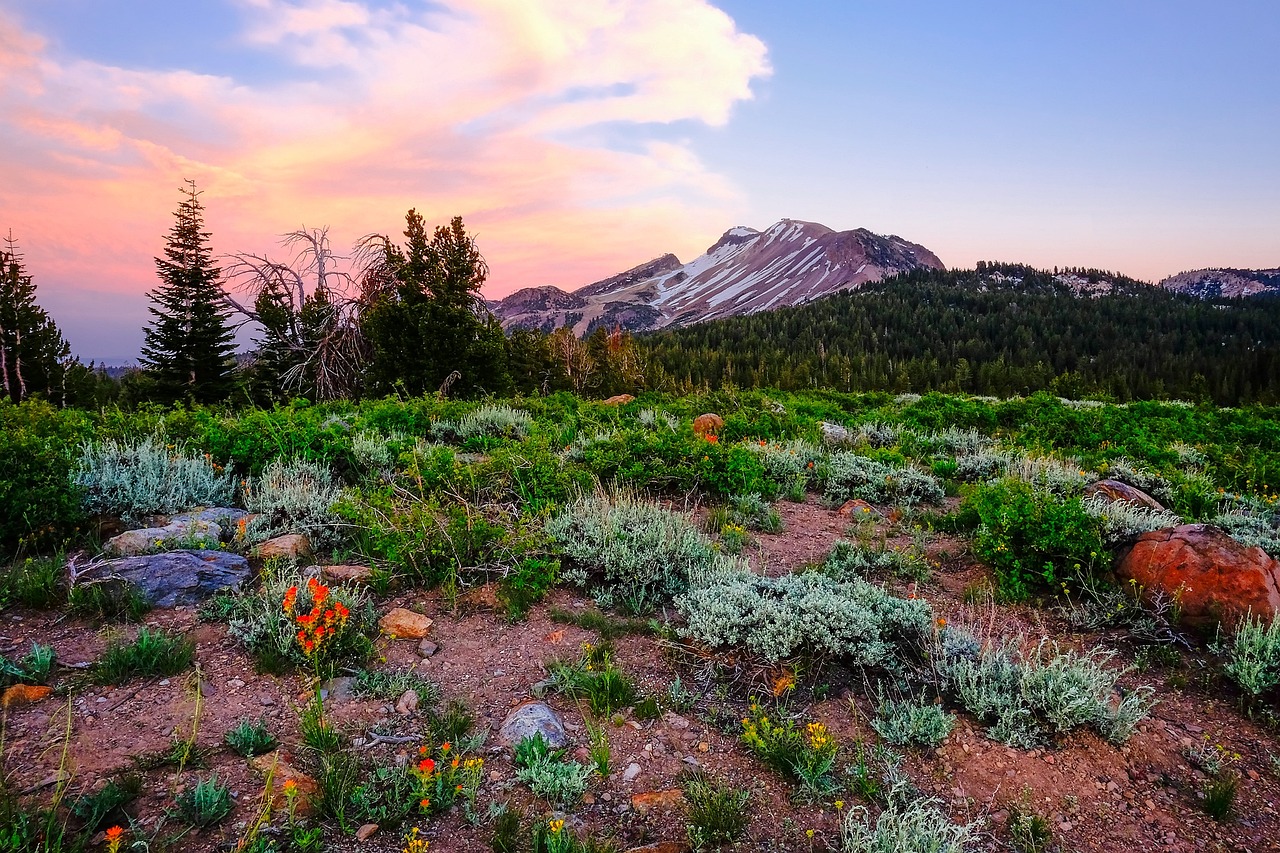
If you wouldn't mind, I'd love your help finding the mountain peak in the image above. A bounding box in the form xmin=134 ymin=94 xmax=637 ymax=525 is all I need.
xmin=492 ymin=218 xmax=944 ymax=335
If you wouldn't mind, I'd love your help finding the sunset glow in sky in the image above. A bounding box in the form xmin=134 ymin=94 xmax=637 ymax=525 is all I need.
xmin=2 ymin=0 xmax=1277 ymax=360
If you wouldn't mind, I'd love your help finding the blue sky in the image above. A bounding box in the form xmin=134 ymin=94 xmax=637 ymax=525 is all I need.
xmin=1 ymin=0 xmax=1277 ymax=360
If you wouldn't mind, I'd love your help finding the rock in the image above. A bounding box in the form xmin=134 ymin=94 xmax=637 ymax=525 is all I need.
xmin=691 ymin=414 xmax=724 ymax=437
xmin=602 ymin=394 xmax=635 ymax=406
xmin=1085 ymin=479 xmax=1165 ymax=511
xmin=820 ymin=421 xmax=852 ymax=445
xmin=319 ymin=676 xmax=357 ymax=705
xmin=321 ymin=565 xmax=373 ymax=584
xmin=94 ymin=550 xmax=251 ymax=607
xmin=169 ymin=507 xmax=250 ymax=528
xmin=1115 ymin=523 xmax=1280 ymax=630
xmin=254 ymin=534 xmax=312 ymax=562
xmin=379 ymin=608 xmax=433 ymax=639
xmin=417 ymin=639 xmax=439 ymax=658
xmin=630 ymin=789 xmax=685 ymax=814
xmin=249 ymin=752 xmax=319 ymax=815
xmin=105 ymin=521 xmax=220 ymax=557
xmin=622 ymin=762 xmax=642 ymax=783
xmin=396 ymin=690 xmax=419 ymax=715
xmin=498 ymin=702 xmax=567 ymax=749
xmin=2 ymin=684 xmax=53 ymax=708
xmin=355 ymin=824 xmax=379 ymax=842
xmin=837 ymin=499 xmax=877 ymax=518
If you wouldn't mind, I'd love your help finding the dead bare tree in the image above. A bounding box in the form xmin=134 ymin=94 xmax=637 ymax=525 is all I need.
xmin=223 ymin=228 xmax=370 ymax=400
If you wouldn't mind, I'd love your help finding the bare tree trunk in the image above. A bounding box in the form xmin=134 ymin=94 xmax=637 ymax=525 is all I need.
xmin=0 ymin=321 xmax=9 ymax=399
xmin=12 ymin=323 xmax=25 ymax=400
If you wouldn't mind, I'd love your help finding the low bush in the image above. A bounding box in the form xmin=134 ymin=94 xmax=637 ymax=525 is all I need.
xmin=822 ymin=541 xmax=931 ymax=583
xmin=224 ymin=718 xmax=278 ymax=757
xmin=840 ymin=792 xmax=979 ymax=853
xmin=1221 ymin=613 xmax=1280 ymax=697
xmin=70 ymin=775 xmax=141 ymax=831
xmin=173 ymin=774 xmax=232 ymax=828
xmin=682 ymin=771 xmax=750 ymax=849
xmin=497 ymin=557 xmax=559 ymax=621
xmin=0 ymin=643 xmax=54 ymax=688
xmin=352 ymin=667 xmax=440 ymax=705
xmin=1082 ymin=495 xmax=1181 ymax=547
xmin=0 ymin=556 xmax=65 ymax=609
xmin=740 ymin=702 xmax=838 ymax=795
xmin=513 ymin=733 xmax=592 ymax=807
xmin=871 ymin=694 xmax=955 ymax=749
xmin=545 ymin=642 xmax=639 ymax=716
xmin=823 ymin=452 xmax=944 ymax=506
xmin=432 ymin=404 xmax=533 ymax=446
xmin=941 ymin=636 xmax=1155 ymax=747
xmin=211 ymin=565 xmax=374 ymax=675
xmin=67 ymin=579 xmax=151 ymax=623
xmin=75 ymin=435 xmax=235 ymax=522
xmin=243 ymin=458 xmax=346 ymax=550
xmin=93 ymin=627 xmax=194 ymax=684
xmin=548 ymin=491 xmax=747 ymax=613
xmin=0 ymin=400 xmax=89 ymax=554
xmin=961 ymin=478 xmax=1103 ymax=600
xmin=678 ymin=572 xmax=931 ymax=664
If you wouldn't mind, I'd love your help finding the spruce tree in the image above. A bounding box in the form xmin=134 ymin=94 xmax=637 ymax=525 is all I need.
xmin=140 ymin=181 xmax=237 ymax=403
xmin=0 ymin=231 xmax=71 ymax=402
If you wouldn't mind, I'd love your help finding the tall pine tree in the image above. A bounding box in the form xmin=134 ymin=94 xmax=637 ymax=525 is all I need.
xmin=0 ymin=231 xmax=71 ymax=403
xmin=141 ymin=181 xmax=237 ymax=403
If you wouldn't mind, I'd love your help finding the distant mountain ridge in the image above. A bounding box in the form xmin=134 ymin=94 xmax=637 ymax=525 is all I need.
xmin=491 ymin=219 xmax=945 ymax=334
xmin=1159 ymin=268 xmax=1280 ymax=299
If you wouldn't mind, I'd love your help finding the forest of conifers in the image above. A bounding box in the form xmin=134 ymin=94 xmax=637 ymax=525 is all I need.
xmin=636 ymin=263 xmax=1280 ymax=405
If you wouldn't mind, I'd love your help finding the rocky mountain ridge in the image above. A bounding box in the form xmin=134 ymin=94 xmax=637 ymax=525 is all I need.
xmin=1159 ymin=268 xmax=1280 ymax=299
xmin=491 ymin=219 xmax=945 ymax=334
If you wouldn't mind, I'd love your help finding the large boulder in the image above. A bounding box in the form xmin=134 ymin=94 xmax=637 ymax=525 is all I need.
xmin=1115 ymin=524 xmax=1280 ymax=630
xmin=98 ymin=550 xmax=252 ymax=608
xmin=1084 ymin=479 xmax=1164 ymax=511
xmin=254 ymin=533 xmax=312 ymax=562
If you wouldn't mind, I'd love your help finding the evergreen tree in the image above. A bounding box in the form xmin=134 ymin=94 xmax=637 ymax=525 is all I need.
xmin=0 ymin=232 xmax=71 ymax=402
xmin=140 ymin=181 xmax=237 ymax=403
xmin=361 ymin=211 xmax=511 ymax=397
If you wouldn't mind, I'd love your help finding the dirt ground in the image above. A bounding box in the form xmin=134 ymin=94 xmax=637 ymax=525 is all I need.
xmin=3 ymin=496 xmax=1278 ymax=852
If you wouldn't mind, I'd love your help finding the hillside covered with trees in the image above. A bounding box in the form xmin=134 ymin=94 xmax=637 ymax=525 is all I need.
xmin=638 ymin=263 xmax=1280 ymax=404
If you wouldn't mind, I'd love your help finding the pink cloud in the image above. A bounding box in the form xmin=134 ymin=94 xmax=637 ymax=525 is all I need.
xmin=0 ymin=0 xmax=770 ymax=356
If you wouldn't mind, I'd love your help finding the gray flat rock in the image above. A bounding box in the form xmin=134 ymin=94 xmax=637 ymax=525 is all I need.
xmin=498 ymin=701 xmax=567 ymax=749
xmin=101 ymin=549 xmax=251 ymax=607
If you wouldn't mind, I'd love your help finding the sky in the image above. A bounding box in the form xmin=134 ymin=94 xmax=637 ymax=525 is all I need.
xmin=1 ymin=0 xmax=1277 ymax=362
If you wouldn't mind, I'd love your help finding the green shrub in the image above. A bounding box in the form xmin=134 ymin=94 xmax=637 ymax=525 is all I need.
xmin=498 ymin=557 xmax=559 ymax=621
xmin=1221 ymin=613 xmax=1280 ymax=696
xmin=0 ymin=400 xmax=90 ymax=555
xmin=243 ymin=458 xmax=345 ymax=550
xmin=1082 ymin=495 xmax=1180 ymax=547
xmin=683 ymin=771 xmax=750 ymax=849
xmin=67 ymin=579 xmax=151 ymax=623
xmin=840 ymin=792 xmax=978 ymax=853
xmin=678 ymin=572 xmax=931 ymax=664
xmin=740 ymin=703 xmax=838 ymax=795
xmin=93 ymin=627 xmax=194 ymax=684
xmin=548 ymin=491 xmax=746 ymax=613
xmin=224 ymin=718 xmax=278 ymax=757
xmin=0 ymin=556 xmax=65 ymax=609
xmin=70 ymin=775 xmax=141 ymax=831
xmin=212 ymin=563 xmax=374 ymax=674
xmin=75 ymin=435 xmax=235 ymax=522
xmin=0 ymin=643 xmax=54 ymax=688
xmin=513 ymin=734 xmax=591 ymax=807
xmin=1213 ymin=510 xmax=1280 ymax=558
xmin=173 ymin=775 xmax=232 ymax=828
xmin=962 ymin=478 xmax=1103 ymax=600
xmin=823 ymin=452 xmax=944 ymax=506
xmin=727 ymin=493 xmax=783 ymax=533
xmin=871 ymin=694 xmax=955 ymax=749
xmin=545 ymin=643 xmax=638 ymax=716
xmin=822 ymin=541 xmax=931 ymax=583
xmin=941 ymin=636 xmax=1155 ymax=747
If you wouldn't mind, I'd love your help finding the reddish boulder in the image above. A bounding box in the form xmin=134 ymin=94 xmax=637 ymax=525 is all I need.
xmin=1115 ymin=524 xmax=1280 ymax=630
xmin=838 ymin=499 xmax=877 ymax=518
xmin=602 ymin=394 xmax=635 ymax=406
xmin=692 ymin=413 xmax=724 ymax=437
xmin=1085 ymin=479 xmax=1164 ymax=511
